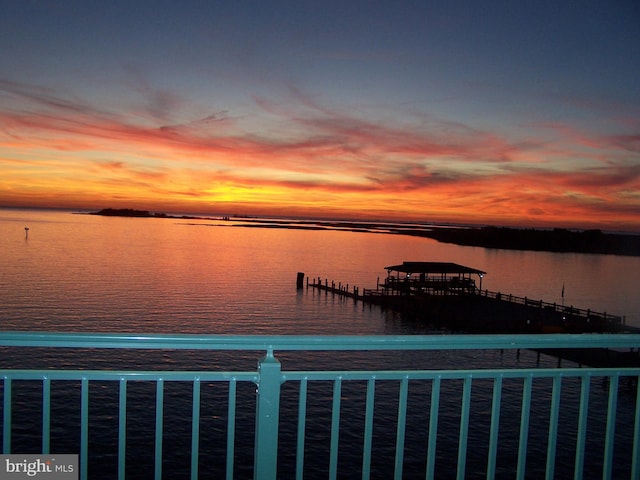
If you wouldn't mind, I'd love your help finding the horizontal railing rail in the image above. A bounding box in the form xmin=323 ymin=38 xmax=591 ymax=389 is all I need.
xmin=1 ymin=332 xmax=640 ymax=480
xmin=1 ymin=331 xmax=639 ymax=350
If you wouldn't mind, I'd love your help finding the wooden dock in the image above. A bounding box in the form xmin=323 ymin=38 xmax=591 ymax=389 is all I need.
xmin=307 ymin=275 xmax=632 ymax=332
xmin=303 ymin=268 xmax=639 ymax=368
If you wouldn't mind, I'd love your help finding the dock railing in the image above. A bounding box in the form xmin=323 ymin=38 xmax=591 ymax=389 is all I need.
xmin=356 ymin=280 xmax=624 ymax=328
xmin=475 ymin=289 xmax=624 ymax=325
xmin=1 ymin=332 xmax=640 ymax=479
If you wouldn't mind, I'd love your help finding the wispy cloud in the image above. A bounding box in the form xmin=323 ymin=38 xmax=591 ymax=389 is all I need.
xmin=1 ymin=78 xmax=639 ymax=229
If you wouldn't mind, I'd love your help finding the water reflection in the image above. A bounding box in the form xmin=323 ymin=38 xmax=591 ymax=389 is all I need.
xmin=0 ymin=208 xmax=638 ymax=331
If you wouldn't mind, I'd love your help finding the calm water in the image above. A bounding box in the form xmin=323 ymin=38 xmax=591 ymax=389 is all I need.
xmin=1 ymin=208 xmax=639 ymax=479
xmin=1 ymin=208 xmax=638 ymax=332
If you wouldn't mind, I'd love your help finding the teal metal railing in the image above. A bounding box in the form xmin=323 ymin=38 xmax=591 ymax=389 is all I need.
xmin=1 ymin=332 xmax=640 ymax=480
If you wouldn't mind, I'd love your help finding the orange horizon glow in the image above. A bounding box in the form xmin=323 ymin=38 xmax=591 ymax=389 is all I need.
xmin=1 ymin=86 xmax=639 ymax=232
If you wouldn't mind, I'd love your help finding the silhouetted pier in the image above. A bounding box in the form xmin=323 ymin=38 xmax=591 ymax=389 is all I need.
xmin=306 ymin=262 xmax=629 ymax=332
xmin=303 ymin=261 xmax=639 ymax=367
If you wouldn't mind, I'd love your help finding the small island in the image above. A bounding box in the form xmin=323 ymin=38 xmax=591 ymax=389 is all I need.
xmin=89 ymin=208 xmax=205 ymax=220
xmin=90 ymin=208 xmax=161 ymax=217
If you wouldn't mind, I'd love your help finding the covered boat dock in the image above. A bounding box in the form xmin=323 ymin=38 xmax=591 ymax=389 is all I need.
xmin=382 ymin=261 xmax=486 ymax=296
xmin=306 ymin=261 xmax=628 ymax=336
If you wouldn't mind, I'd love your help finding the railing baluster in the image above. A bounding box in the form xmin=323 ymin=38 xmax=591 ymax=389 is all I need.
xmin=394 ymin=377 xmax=409 ymax=480
xmin=155 ymin=379 xmax=164 ymax=480
xmin=3 ymin=377 xmax=11 ymax=453
xmin=118 ymin=378 xmax=127 ymax=480
xmin=296 ymin=377 xmax=308 ymax=480
xmin=329 ymin=377 xmax=342 ymax=480
xmin=227 ymin=378 xmax=237 ymax=480
xmin=42 ymin=376 xmax=51 ymax=454
xmin=191 ymin=378 xmax=201 ymax=480
xmin=457 ymin=375 xmax=473 ymax=480
xmin=631 ymin=376 xmax=640 ymax=480
xmin=486 ymin=375 xmax=503 ymax=480
xmin=573 ymin=374 xmax=590 ymax=480
xmin=545 ymin=374 xmax=562 ymax=479
xmin=426 ymin=376 xmax=441 ymax=479
xmin=362 ymin=377 xmax=376 ymax=480
xmin=81 ymin=378 xmax=89 ymax=480
xmin=603 ymin=374 xmax=619 ymax=479
xmin=517 ymin=375 xmax=533 ymax=480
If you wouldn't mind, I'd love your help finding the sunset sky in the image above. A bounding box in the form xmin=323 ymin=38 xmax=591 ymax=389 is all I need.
xmin=1 ymin=1 xmax=639 ymax=231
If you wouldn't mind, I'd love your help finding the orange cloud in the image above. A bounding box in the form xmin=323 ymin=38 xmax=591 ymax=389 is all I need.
xmin=1 ymin=79 xmax=639 ymax=231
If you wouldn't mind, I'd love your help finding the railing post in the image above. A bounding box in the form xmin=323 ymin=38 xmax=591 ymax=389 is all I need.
xmin=254 ymin=348 xmax=282 ymax=480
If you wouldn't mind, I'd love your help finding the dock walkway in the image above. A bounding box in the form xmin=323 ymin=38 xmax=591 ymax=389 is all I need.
xmin=306 ymin=277 xmax=640 ymax=333
xmin=306 ymin=276 xmax=639 ymax=367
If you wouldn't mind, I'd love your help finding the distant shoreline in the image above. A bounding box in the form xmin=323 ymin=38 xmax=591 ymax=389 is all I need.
xmin=398 ymin=225 xmax=640 ymax=257
xmin=87 ymin=208 xmax=640 ymax=256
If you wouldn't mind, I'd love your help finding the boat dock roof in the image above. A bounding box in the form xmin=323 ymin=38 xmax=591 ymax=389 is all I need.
xmin=385 ymin=261 xmax=486 ymax=276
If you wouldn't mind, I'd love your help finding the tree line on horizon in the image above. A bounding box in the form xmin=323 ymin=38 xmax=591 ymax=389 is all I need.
xmin=417 ymin=226 xmax=640 ymax=256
